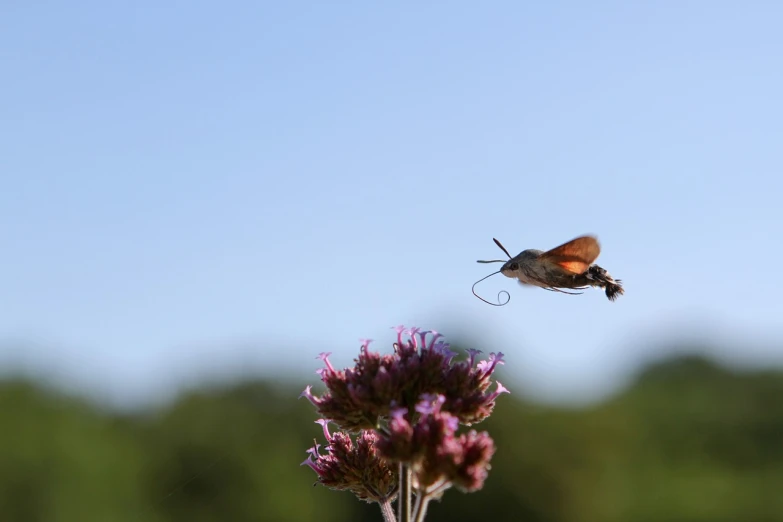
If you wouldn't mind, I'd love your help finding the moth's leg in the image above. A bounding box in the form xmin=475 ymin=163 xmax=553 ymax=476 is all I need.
xmin=546 ymin=287 xmax=584 ymax=296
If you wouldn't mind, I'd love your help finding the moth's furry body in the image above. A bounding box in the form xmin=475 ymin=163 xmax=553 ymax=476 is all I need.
xmin=500 ymin=250 xmax=624 ymax=301
xmin=474 ymin=235 xmax=624 ymax=304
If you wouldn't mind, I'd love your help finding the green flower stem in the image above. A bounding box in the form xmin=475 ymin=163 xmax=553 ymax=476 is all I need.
xmin=379 ymin=499 xmax=395 ymax=522
xmin=397 ymin=463 xmax=412 ymax=522
xmin=413 ymin=495 xmax=432 ymax=522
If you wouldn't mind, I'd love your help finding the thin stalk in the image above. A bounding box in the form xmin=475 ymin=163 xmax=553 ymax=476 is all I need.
xmin=379 ymin=499 xmax=396 ymax=522
xmin=411 ymin=491 xmax=423 ymax=521
xmin=413 ymin=495 xmax=432 ymax=522
xmin=397 ymin=463 xmax=412 ymax=522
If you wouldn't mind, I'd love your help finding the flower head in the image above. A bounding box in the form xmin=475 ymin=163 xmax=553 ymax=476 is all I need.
xmin=376 ymin=393 xmax=496 ymax=492
xmin=302 ymin=326 xmax=508 ymax=508
xmin=304 ymin=327 xmax=509 ymax=430
xmin=302 ymin=427 xmax=397 ymax=503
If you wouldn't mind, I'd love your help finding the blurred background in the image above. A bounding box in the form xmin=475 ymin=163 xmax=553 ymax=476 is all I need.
xmin=2 ymin=1 xmax=782 ymax=521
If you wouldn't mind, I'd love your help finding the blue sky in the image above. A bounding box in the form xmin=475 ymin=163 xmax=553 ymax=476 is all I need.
xmin=2 ymin=2 xmax=782 ymax=407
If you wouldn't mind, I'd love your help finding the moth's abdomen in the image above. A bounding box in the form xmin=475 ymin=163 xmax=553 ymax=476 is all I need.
xmin=586 ymin=264 xmax=624 ymax=301
xmin=605 ymin=282 xmax=624 ymax=301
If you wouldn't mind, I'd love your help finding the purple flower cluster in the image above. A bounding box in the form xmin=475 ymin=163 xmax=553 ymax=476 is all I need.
xmin=300 ymin=326 xmax=509 ymax=520
xmin=377 ymin=394 xmax=496 ymax=493
xmin=301 ymin=326 xmax=508 ymax=431
xmin=302 ymin=420 xmax=396 ymax=503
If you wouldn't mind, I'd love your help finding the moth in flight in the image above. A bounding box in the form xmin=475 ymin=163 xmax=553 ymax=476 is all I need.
xmin=473 ymin=235 xmax=624 ymax=306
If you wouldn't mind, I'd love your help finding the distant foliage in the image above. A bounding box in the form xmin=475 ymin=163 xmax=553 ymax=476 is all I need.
xmin=0 ymin=352 xmax=782 ymax=522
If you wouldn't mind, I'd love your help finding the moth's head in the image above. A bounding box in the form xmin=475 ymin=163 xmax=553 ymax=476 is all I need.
xmin=499 ymin=260 xmax=520 ymax=278
xmin=500 ymin=250 xmax=539 ymax=278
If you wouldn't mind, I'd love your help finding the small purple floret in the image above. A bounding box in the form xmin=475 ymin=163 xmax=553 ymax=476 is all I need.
xmin=405 ymin=327 xmax=422 ymax=347
xmin=391 ymin=325 xmax=406 ymax=346
xmin=427 ymin=331 xmax=443 ymax=349
xmin=315 ymin=418 xmax=332 ymax=441
xmin=299 ymin=385 xmax=320 ymax=406
xmin=316 ymin=352 xmax=336 ymax=373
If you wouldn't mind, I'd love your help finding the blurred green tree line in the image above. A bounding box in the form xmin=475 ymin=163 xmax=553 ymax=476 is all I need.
xmin=1 ymin=351 xmax=781 ymax=522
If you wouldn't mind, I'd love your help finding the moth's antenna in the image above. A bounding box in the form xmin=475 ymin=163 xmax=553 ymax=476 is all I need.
xmin=493 ymin=238 xmax=512 ymax=259
xmin=476 ymin=238 xmax=513 ymax=264
xmin=472 ymin=270 xmax=511 ymax=306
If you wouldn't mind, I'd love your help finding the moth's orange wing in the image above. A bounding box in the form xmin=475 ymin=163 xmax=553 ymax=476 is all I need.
xmin=539 ymin=235 xmax=601 ymax=275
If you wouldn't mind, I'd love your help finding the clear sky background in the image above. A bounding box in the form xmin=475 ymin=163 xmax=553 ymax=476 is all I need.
xmin=2 ymin=2 xmax=782 ymax=408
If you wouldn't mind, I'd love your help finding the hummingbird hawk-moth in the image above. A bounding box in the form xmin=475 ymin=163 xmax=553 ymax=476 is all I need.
xmin=473 ymin=235 xmax=624 ymax=306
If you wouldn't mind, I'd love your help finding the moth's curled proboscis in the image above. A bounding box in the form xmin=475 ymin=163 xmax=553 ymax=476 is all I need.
xmin=471 ymin=269 xmax=511 ymax=306
xmin=473 ymin=237 xmax=513 ymax=306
